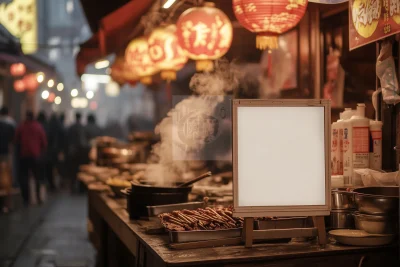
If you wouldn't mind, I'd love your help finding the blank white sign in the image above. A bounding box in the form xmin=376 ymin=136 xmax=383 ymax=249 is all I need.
xmin=237 ymin=106 xmax=326 ymax=207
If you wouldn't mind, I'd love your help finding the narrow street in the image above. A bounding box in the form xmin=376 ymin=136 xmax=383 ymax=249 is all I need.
xmin=0 ymin=194 xmax=96 ymax=267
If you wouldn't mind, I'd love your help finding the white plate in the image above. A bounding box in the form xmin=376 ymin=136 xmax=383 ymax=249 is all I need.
xmin=329 ymin=229 xmax=396 ymax=246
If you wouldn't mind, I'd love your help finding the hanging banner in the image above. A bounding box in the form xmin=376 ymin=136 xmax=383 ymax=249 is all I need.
xmin=349 ymin=0 xmax=400 ymax=50
xmin=0 ymin=0 xmax=38 ymax=54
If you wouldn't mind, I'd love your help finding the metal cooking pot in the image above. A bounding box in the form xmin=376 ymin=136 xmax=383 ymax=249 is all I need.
xmin=130 ymin=181 xmax=193 ymax=194
xmin=326 ymin=209 xmax=355 ymax=229
xmin=353 ymin=212 xmax=399 ymax=235
xmin=353 ymin=186 xmax=399 ymax=215
xmin=331 ymin=189 xmax=356 ymax=210
xmin=125 ymin=182 xmax=193 ymax=219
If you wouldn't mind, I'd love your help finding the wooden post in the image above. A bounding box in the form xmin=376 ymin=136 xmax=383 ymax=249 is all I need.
xmin=243 ymin=217 xmax=254 ymax=248
xmin=312 ymin=216 xmax=327 ymax=246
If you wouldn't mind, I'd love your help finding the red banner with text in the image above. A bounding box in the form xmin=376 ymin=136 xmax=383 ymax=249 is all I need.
xmin=349 ymin=0 xmax=400 ymax=50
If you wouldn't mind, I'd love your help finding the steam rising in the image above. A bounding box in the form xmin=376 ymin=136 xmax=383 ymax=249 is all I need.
xmin=144 ymin=60 xmax=239 ymax=185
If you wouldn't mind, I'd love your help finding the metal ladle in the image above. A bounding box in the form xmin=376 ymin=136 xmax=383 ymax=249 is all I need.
xmin=178 ymin=171 xmax=213 ymax=187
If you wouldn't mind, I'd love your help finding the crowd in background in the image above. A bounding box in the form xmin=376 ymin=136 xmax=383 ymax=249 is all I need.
xmin=0 ymin=107 xmax=102 ymax=213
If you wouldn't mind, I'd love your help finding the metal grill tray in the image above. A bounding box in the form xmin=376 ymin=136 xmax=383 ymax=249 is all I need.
xmin=147 ymin=202 xmax=204 ymax=217
xmin=169 ymin=228 xmax=242 ymax=243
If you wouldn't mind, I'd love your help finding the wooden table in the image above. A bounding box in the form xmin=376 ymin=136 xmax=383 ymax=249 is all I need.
xmin=85 ymin=189 xmax=399 ymax=267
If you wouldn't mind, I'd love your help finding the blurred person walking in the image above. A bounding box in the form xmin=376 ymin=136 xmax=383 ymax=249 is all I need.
xmin=47 ymin=114 xmax=64 ymax=191
xmin=58 ymin=113 xmax=68 ymax=187
xmin=0 ymin=107 xmax=16 ymax=213
xmin=85 ymin=114 xmax=102 ymax=142
xmin=15 ymin=111 xmax=47 ymax=206
xmin=67 ymin=112 xmax=87 ymax=192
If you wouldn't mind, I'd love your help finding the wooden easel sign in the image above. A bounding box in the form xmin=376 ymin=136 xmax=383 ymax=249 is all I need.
xmin=232 ymin=99 xmax=331 ymax=247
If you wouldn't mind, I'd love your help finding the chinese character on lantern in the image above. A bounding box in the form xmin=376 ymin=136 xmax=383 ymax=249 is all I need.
xmin=148 ymin=25 xmax=188 ymax=81
xmin=233 ymin=0 xmax=308 ymax=50
xmin=176 ymin=2 xmax=233 ymax=71
xmin=125 ymin=37 xmax=158 ymax=85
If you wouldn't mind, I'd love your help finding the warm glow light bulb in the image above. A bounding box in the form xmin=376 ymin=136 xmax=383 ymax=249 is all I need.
xmin=86 ymin=91 xmax=94 ymax=99
xmin=47 ymin=79 xmax=55 ymax=87
xmin=37 ymin=72 xmax=45 ymax=83
xmin=54 ymin=96 xmax=62 ymax=105
xmin=41 ymin=90 xmax=50 ymax=100
xmin=57 ymin=83 xmax=64 ymax=91
xmin=71 ymin=88 xmax=78 ymax=97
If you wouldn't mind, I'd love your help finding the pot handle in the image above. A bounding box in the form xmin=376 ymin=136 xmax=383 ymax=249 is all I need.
xmin=358 ymin=255 xmax=366 ymax=267
xmin=120 ymin=188 xmax=130 ymax=196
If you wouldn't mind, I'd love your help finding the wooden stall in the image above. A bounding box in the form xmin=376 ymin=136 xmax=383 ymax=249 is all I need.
xmin=77 ymin=1 xmax=400 ymax=266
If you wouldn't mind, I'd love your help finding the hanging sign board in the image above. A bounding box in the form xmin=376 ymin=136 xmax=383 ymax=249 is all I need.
xmin=0 ymin=0 xmax=38 ymax=54
xmin=309 ymin=0 xmax=348 ymax=4
xmin=349 ymin=0 xmax=400 ymax=50
xmin=232 ymin=99 xmax=331 ymax=218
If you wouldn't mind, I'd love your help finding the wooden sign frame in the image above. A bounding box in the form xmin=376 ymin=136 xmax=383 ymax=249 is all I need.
xmin=232 ymin=99 xmax=331 ymax=217
xmin=232 ymin=99 xmax=331 ymax=247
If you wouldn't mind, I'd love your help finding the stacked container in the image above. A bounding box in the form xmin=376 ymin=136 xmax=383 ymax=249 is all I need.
xmin=331 ymin=104 xmax=383 ymax=186
xmin=328 ymin=189 xmax=356 ymax=229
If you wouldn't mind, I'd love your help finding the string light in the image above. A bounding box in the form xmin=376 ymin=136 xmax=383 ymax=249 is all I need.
xmin=41 ymin=90 xmax=49 ymax=99
xmin=47 ymin=79 xmax=54 ymax=87
xmin=71 ymin=88 xmax=78 ymax=97
xmin=57 ymin=83 xmax=64 ymax=91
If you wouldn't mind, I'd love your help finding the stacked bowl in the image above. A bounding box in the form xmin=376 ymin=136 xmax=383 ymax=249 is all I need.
xmin=328 ymin=188 xmax=357 ymax=229
xmin=353 ymin=187 xmax=399 ymax=235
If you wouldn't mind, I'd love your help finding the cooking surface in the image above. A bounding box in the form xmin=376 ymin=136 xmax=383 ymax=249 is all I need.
xmin=90 ymin=191 xmax=398 ymax=265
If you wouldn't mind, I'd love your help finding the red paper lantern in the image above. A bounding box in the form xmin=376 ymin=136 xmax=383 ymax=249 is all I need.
xmin=23 ymin=74 xmax=39 ymax=91
xmin=233 ymin=0 xmax=308 ymax=50
xmin=14 ymin=79 xmax=25 ymax=92
xmin=48 ymin=92 xmax=56 ymax=103
xmin=110 ymin=57 xmax=139 ymax=85
xmin=125 ymin=37 xmax=158 ymax=85
xmin=176 ymin=2 xmax=233 ymax=72
xmin=10 ymin=63 xmax=26 ymax=76
xmin=148 ymin=25 xmax=188 ymax=81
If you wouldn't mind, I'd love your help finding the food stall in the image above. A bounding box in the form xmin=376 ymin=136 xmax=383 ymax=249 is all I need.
xmin=76 ymin=0 xmax=399 ymax=266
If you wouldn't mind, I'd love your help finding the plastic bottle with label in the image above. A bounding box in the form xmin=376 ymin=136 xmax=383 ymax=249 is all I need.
xmin=331 ymin=116 xmax=340 ymax=175
xmin=351 ymin=104 xmax=370 ymax=171
xmin=343 ymin=111 xmax=354 ymax=185
xmin=369 ymin=120 xmax=383 ymax=170
xmin=331 ymin=113 xmax=346 ymax=175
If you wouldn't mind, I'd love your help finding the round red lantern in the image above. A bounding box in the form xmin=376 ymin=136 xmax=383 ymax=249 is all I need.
xmin=23 ymin=74 xmax=39 ymax=91
xmin=110 ymin=58 xmax=126 ymax=85
xmin=148 ymin=25 xmax=188 ymax=81
xmin=10 ymin=63 xmax=26 ymax=77
xmin=125 ymin=37 xmax=158 ymax=85
xmin=111 ymin=57 xmax=140 ymax=85
xmin=14 ymin=79 xmax=25 ymax=92
xmin=233 ymin=0 xmax=308 ymax=50
xmin=176 ymin=2 xmax=233 ymax=72
xmin=48 ymin=92 xmax=56 ymax=103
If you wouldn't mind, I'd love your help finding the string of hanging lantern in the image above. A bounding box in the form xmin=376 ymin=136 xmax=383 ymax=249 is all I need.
xmin=120 ymin=0 xmax=233 ymax=86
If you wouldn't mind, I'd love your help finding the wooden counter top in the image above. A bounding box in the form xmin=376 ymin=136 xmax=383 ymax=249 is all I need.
xmin=88 ymin=190 xmax=399 ymax=267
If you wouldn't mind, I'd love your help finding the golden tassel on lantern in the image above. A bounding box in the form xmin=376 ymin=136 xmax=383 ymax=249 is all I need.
xmin=140 ymin=76 xmax=153 ymax=85
xmin=161 ymin=70 xmax=177 ymax=81
xmin=256 ymin=35 xmax=279 ymax=50
xmin=196 ymin=60 xmax=214 ymax=72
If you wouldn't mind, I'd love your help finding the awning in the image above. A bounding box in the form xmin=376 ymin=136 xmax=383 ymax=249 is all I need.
xmin=0 ymin=53 xmax=57 ymax=77
xmin=0 ymin=24 xmax=56 ymax=76
xmin=76 ymin=0 xmax=154 ymax=76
